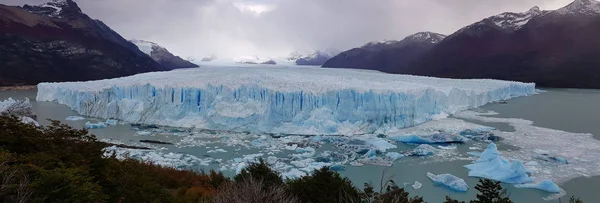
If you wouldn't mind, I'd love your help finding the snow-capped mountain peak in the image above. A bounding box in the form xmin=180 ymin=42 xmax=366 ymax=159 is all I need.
xmin=403 ymin=32 xmax=447 ymax=44
xmin=449 ymin=6 xmax=547 ymax=38
xmin=129 ymin=39 xmax=198 ymax=69
xmin=487 ymin=6 xmax=548 ymax=31
xmin=130 ymin=39 xmax=162 ymax=55
xmin=23 ymin=0 xmax=81 ymax=18
xmin=555 ymin=0 xmax=600 ymax=15
xmin=361 ymin=40 xmax=399 ymax=49
xmin=233 ymin=56 xmax=276 ymax=65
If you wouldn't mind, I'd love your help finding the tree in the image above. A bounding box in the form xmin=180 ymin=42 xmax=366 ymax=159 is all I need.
xmin=288 ymin=167 xmax=362 ymax=203
xmin=470 ymin=179 xmax=513 ymax=203
xmin=234 ymin=159 xmax=283 ymax=187
xmin=443 ymin=196 xmax=466 ymax=203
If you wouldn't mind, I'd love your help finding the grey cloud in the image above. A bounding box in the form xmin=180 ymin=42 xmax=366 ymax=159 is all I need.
xmin=1 ymin=0 xmax=573 ymax=58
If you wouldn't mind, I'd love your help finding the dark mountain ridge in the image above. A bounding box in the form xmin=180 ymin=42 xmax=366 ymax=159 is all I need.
xmin=324 ymin=0 xmax=600 ymax=88
xmin=0 ymin=0 xmax=167 ymax=86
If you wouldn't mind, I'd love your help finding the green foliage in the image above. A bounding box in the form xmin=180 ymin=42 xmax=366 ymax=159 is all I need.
xmin=563 ymin=196 xmax=584 ymax=203
xmin=0 ymin=116 xmax=222 ymax=203
xmin=470 ymin=179 xmax=513 ymax=203
xmin=288 ymin=167 xmax=362 ymax=203
xmin=234 ymin=158 xmax=283 ymax=186
xmin=29 ymin=167 xmax=106 ymax=203
xmin=363 ymin=180 xmax=424 ymax=203
xmin=444 ymin=196 xmax=466 ymax=203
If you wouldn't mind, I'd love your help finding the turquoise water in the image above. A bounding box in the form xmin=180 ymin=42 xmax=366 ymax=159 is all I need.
xmin=1 ymin=89 xmax=598 ymax=203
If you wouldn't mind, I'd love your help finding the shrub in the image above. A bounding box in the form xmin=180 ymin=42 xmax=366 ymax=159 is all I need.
xmin=288 ymin=167 xmax=362 ymax=203
xmin=234 ymin=158 xmax=283 ymax=186
xmin=213 ymin=178 xmax=299 ymax=203
xmin=0 ymin=116 xmax=221 ymax=202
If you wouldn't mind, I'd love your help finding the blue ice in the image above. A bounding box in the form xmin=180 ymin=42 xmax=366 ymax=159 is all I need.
xmin=427 ymin=172 xmax=469 ymax=192
xmin=464 ymin=143 xmax=534 ymax=184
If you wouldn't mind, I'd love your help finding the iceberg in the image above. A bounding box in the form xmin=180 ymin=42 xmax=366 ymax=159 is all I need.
xmin=514 ymin=179 xmax=561 ymax=193
xmin=409 ymin=144 xmax=438 ymax=156
xmin=464 ymin=143 xmax=534 ymax=184
xmin=85 ymin=121 xmax=107 ymax=129
xmin=365 ymin=138 xmax=396 ymax=152
xmin=37 ymin=66 xmax=535 ymax=135
xmin=66 ymin=116 xmax=85 ymax=121
xmin=389 ymin=133 xmax=467 ymax=144
xmin=412 ymin=181 xmax=423 ymax=190
xmin=0 ymin=98 xmax=38 ymax=126
xmin=385 ymin=152 xmax=404 ymax=161
xmin=105 ymin=119 xmax=119 ymax=126
xmin=426 ymin=172 xmax=469 ymax=192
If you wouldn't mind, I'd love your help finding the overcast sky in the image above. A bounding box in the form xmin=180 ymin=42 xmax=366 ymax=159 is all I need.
xmin=1 ymin=0 xmax=574 ymax=58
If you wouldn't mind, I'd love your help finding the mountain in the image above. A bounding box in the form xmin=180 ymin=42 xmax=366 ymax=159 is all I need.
xmin=0 ymin=0 xmax=166 ymax=86
xmin=200 ymin=55 xmax=217 ymax=62
xmin=233 ymin=56 xmax=277 ymax=65
xmin=322 ymin=32 xmax=446 ymax=72
xmin=324 ymin=0 xmax=600 ymax=88
xmin=288 ymin=50 xmax=339 ymax=66
xmin=410 ymin=0 xmax=600 ymax=88
xmin=130 ymin=40 xmax=198 ymax=69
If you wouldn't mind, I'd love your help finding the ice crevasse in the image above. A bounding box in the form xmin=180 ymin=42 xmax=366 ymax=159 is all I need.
xmin=36 ymin=66 xmax=535 ymax=135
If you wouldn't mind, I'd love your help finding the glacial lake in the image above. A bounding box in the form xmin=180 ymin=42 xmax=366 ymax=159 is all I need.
xmin=1 ymin=89 xmax=599 ymax=203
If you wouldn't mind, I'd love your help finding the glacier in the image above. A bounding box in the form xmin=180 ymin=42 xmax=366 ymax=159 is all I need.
xmin=36 ymin=65 xmax=535 ymax=135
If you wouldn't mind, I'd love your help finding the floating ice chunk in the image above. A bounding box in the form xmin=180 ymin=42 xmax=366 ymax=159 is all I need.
xmin=105 ymin=119 xmax=118 ymax=126
xmin=37 ymin=66 xmax=535 ymax=135
xmin=65 ymin=116 xmax=85 ymax=121
xmin=426 ymin=172 xmax=468 ymax=192
xmin=208 ymin=149 xmax=227 ymax=153
xmin=464 ymin=143 xmax=534 ymax=184
xmin=515 ymin=180 xmax=561 ymax=193
xmin=330 ymin=165 xmax=346 ymax=171
xmin=389 ymin=133 xmax=467 ymax=144
xmin=365 ymin=138 xmax=396 ymax=152
xmin=285 ymin=144 xmax=299 ymax=151
xmin=412 ymin=181 xmax=423 ymax=190
xmin=409 ymin=144 xmax=438 ymax=156
xmin=295 ymin=147 xmax=316 ymax=154
xmin=137 ymin=131 xmax=152 ymax=136
xmin=534 ymin=154 xmax=568 ymax=165
xmin=460 ymin=129 xmax=500 ymax=142
xmin=85 ymin=121 xmax=107 ymax=129
xmin=103 ymin=146 xmax=212 ymax=169
xmin=359 ymin=157 xmax=393 ymax=167
xmin=437 ymin=145 xmax=457 ymax=150
xmin=363 ymin=149 xmax=377 ymax=158
xmin=385 ymin=152 xmax=404 ymax=161
xmin=0 ymin=98 xmax=38 ymax=125
xmin=467 ymin=151 xmax=482 ymax=157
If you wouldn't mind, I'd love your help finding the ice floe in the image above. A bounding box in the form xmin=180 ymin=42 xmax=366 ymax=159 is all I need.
xmin=427 ymin=172 xmax=469 ymax=192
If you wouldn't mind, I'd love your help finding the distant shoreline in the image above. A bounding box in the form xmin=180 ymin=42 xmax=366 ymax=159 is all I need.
xmin=0 ymin=85 xmax=37 ymax=91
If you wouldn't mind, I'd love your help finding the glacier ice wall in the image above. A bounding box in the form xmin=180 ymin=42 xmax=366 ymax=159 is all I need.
xmin=37 ymin=66 xmax=535 ymax=135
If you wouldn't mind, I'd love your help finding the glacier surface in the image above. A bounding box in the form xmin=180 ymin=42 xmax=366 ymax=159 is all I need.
xmin=37 ymin=66 xmax=535 ymax=135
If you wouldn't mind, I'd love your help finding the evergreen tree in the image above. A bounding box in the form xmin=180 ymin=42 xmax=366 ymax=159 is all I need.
xmin=470 ymin=179 xmax=513 ymax=203
xmin=443 ymin=196 xmax=466 ymax=203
